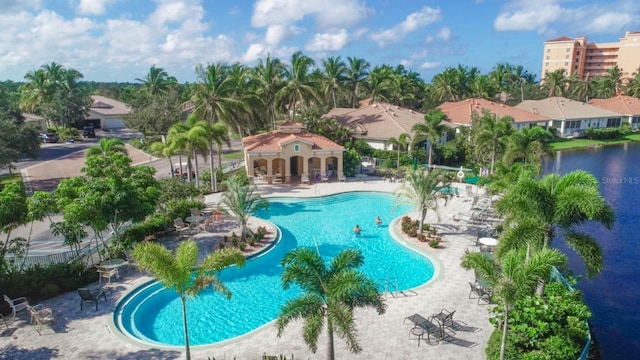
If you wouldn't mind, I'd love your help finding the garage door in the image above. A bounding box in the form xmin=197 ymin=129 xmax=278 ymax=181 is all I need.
xmin=104 ymin=118 xmax=125 ymax=129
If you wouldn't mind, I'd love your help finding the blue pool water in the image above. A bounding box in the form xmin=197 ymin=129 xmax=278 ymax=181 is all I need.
xmin=115 ymin=192 xmax=435 ymax=346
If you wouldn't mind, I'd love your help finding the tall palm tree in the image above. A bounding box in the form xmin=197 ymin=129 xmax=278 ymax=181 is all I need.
xmin=496 ymin=170 xmax=615 ymax=278
xmin=412 ymin=109 xmax=449 ymax=169
xmin=624 ymin=66 xmax=640 ymax=97
xmin=474 ymin=111 xmax=514 ymax=174
xmin=19 ymin=69 xmax=50 ymax=112
xmin=462 ymin=248 xmax=566 ymax=360
xmin=393 ymin=169 xmax=450 ymax=235
xmin=167 ymin=114 xmax=209 ymax=186
xmin=278 ymin=51 xmax=318 ymax=120
xmin=252 ymin=55 xmax=285 ymax=130
xmin=277 ymin=247 xmax=386 ymax=360
xmin=85 ymin=138 xmax=127 ymax=159
xmin=132 ymin=240 xmax=245 ymax=360
xmin=386 ymin=133 xmax=410 ymax=170
xmin=366 ymin=65 xmax=392 ymax=104
xmin=150 ymin=141 xmax=176 ymax=177
xmin=346 ymin=57 xmax=370 ymax=108
xmin=468 ymin=75 xmax=497 ymax=100
xmin=136 ymin=65 xmax=177 ymax=96
xmin=203 ymin=121 xmax=231 ymax=192
xmin=218 ymin=174 xmax=269 ymax=241
xmin=321 ymin=56 xmax=347 ymax=108
xmin=431 ymin=67 xmax=460 ymax=102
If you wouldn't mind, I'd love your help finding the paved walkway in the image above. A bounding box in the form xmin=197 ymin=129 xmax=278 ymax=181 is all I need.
xmin=0 ymin=179 xmax=495 ymax=360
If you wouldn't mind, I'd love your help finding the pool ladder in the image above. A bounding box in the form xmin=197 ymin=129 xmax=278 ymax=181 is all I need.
xmin=379 ymin=277 xmax=399 ymax=297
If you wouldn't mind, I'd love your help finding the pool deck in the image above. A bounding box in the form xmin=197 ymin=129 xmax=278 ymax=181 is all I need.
xmin=0 ymin=179 xmax=495 ymax=360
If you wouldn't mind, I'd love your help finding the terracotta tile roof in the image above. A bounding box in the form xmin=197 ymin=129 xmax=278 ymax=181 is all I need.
xmin=589 ymin=96 xmax=640 ymax=115
xmin=90 ymin=95 xmax=131 ymax=116
xmin=242 ymin=130 xmax=344 ymax=152
xmin=437 ymin=98 xmax=550 ymax=125
xmin=515 ymin=97 xmax=621 ymax=120
xmin=323 ymin=101 xmax=455 ymax=140
xmin=545 ymin=36 xmax=574 ymax=42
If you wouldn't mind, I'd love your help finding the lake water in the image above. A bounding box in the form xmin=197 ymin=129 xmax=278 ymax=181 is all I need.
xmin=543 ymin=143 xmax=640 ymax=360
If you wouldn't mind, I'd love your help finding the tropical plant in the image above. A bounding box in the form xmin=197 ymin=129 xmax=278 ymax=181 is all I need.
xmin=135 ymin=65 xmax=177 ymax=96
xmin=503 ymin=126 xmax=553 ymax=172
xmin=412 ymin=109 xmax=449 ymax=169
xmin=495 ymin=170 xmax=615 ymax=278
xmin=85 ymin=137 xmax=127 ymax=158
xmin=346 ymin=57 xmax=370 ymax=108
xmin=320 ymin=56 xmax=347 ymax=108
xmin=218 ymin=174 xmax=269 ymax=241
xmin=386 ymin=133 xmax=410 ymax=170
xmin=277 ymin=247 xmax=386 ymax=360
xmin=473 ymin=110 xmax=514 ymax=174
xmin=278 ymin=51 xmax=319 ymax=119
xmin=542 ymin=69 xmax=568 ymax=97
xmin=167 ymin=114 xmax=209 ymax=185
xmin=392 ymin=169 xmax=450 ymax=235
xmin=132 ymin=240 xmax=246 ymax=360
xmin=252 ymin=55 xmax=285 ymax=130
xmin=461 ymin=248 xmax=567 ymax=360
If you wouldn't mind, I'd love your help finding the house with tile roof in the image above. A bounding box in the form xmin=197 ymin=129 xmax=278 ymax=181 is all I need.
xmin=86 ymin=95 xmax=131 ymax=129
xmin=241 ymin=121 xmax=345 ymax=184
xmin=589 ymin=96 xmax=640 ymax=130
xmin=323 ymin=100 xmax=455 ymax=150
xmin=515 ymin=97 xmax=623 ymax=138
xmin=436 ymin=98 xmax=551 ymax=130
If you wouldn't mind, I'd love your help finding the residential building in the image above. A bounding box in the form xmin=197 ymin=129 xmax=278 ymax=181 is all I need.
xmin=515 ymin=97 xmax=622 ymax=138
xmin=541 ymin=31 xmax=640 ymax=80
xmin=86 ymin=95 xmax=130 ymax=129
xmin=589 ymin=95 xmax=640 ymax=130
xmin=323 ymin=99 xmax=455 ymax=150
xmin=242 ymin=121 xmax=344 ymax=184
xmin=437 ymin=98 xmax=551 ymax=130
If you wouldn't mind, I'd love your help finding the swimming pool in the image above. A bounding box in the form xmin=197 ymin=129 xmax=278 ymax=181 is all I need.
xmin=114 ymin=192 xmax=435 ymax=347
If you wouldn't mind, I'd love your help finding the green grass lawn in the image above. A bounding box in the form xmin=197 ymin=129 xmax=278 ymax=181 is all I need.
xmin=0 ymin=173 xmax=22 ymax=185
xmin=222 ymin=151 xmax=243 ymax=160
xmin=550 ymin=135 xmax=640 ymax=151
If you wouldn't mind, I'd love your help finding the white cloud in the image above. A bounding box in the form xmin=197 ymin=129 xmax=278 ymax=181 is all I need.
xmin=370 ymin=6 xmax=441 ymax=47
xmin=305 ymin=29 xmax=349 ymax=51
xmin=494 ymin=0 xmax=638 ymax=34
xmin=252 ymin=0 xmax=371 ymax=29
xmin=241 ymin=43 xmax=269 ymax=63
xmin=149 ymin=1 xmax=200 ymax=26
xmin=0 ymin=0 xmax=42 ymax=13
xmin=264 ymin=24 xmax=301 ymax=45
xmin=426 ymin=26 xmax=451 ymax=43
xmin=420 ymin=61 xmax=441 ymax=70
xmin=77 ymin=0 xmax=111 ymax=15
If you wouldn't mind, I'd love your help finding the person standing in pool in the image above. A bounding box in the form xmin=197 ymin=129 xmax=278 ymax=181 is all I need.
xmin=353 ymin=224 xmax=361 ymax=236
xmin=375 ymin=216 xmax=383 ymax=227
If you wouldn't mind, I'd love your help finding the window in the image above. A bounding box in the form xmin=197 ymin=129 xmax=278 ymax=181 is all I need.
xmin=565 ymin=120 xmax=581 ymax=130
xmin=546 ymin=56 xmax=550 ymax=60
xmin=577 ymin=51 xmax=580 ymax=55
xmin=294 ymin=144 xmax=300 ymax=152
xmin=565 ymin=62 xmax=569 ymax=66
xmin=607 ymin=118 xmax=622 ymax=127
xmin=547 ymin=48 xmax=551 ymax=53
xmin=545 ymin=62 xmax=549 ymax=67
xmin=632 ymin=116 xmax=640 ymax=124
xmin=566 ymin=55 xmax=569 ymax=59
xmin=567 ymin=48 xmax=571 ymax=52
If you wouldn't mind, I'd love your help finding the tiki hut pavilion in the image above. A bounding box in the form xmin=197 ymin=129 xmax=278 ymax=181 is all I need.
xmin=241 ymin=121 xmax=345 ymax=184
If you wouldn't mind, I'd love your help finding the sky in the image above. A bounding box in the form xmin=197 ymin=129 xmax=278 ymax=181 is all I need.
xmin=1 ymin=0 xmax=639 ymax=83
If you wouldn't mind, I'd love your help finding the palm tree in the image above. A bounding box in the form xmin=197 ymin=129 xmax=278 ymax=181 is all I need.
xmin=85 ymin=138 xmax=127 ymax=159
xmin=167 ymin=114 xmax=209 ymax=186
xmin=468 ymin=75 xmax=497 ymax=100
xmin=277 ymin=247 xmax=386 ymax=360
xmin=252 ymin=55 xmax=285 ymax=130
xmin=278 ymin=51 xmax=318 ymax=120
xmin=366 ymin=65 xmax=392 ymax=104
xmin=462 ymin=248 xmax=566 ymax=360
xmin=496 ymin=170 xmax=615 ymax=278
xmin=19 ymin=69 xmax=50 ymax=112
xmin=218 ymin=174 xmax=269 ymax=241
xmin=150 ymin=141 xmax=176 ymax=177
xmin=474 ymin=111 xmax=514 ymax=174
xmin=136 ymin=65 xmax=177 ymax=96
xmin=346 ymin=57 xmax=370 ymax=108
xmin=431 ymin=67 xmax=460 ymax=102
xmin=321 ymin=56 xmax=347 ymax=108
xmin=412 ymin=109 xmax=449 ymax=169
xmin=203 ymin=121 xmax=231 ymax=192
xmin=132 ymin=240 xmax=246 ymax=360
xmin=393 ymin=169 xmax=450 ymax=235
xmin=624 ymin=66 xmax=640 ymax=97
xmin=542 ymin=69 xmax=568 ymax=97
xmin=386 ymin=133 xmax=410 ymax=170
xmin=503 ymin=126 xmax=553 ymax=172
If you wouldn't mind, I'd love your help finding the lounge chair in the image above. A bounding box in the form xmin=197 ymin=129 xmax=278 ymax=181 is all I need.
xmin=403 ymin=313 xmax=429 ymax=325
xmin=432 ymin=308 xmax=456 ymax=332
xmin=174 ymin=218 xmax=191 ymax=234
xmin=1 ymin=295 xmax=29 ymax=327
xmin=78 ymin=288 xmax=107 ymax=311
xmin=321 ymin=173 xmax=328 ymax=182
xmin=468 ymin=282 xmax=492 ymax=304
xmin=190 ymin=208 xmax=204 ymax=217
xmin=26 ymin=305 xmax=54 ymax=335
xmin=338 ymin=172 xmax=346 ymax=182
xmin=412 ymin=316 xmax=446 ymax=345
xmin=301 ymin=173 xmax=310 ymax=184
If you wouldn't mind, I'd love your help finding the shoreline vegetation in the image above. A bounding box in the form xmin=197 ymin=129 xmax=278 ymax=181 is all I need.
xmin=550 ymin=133 xmax=640 ymax=151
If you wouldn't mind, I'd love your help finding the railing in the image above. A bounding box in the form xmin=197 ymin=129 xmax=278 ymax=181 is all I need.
xmin=5 ymin=240 xmax=107 ymax=271
xmin=550 ymin=267 xmax=592 ymax=360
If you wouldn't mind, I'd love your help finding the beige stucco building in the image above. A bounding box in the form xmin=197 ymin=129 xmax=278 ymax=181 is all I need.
xmin=542 ymin=31 xmax=640 ymax=81
xmin=241 ymin=122 xmax=345 ymax=184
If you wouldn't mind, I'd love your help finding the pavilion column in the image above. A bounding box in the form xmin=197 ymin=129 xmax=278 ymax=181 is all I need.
xmin=320 ymin=157 xmax=326 ymax=177
xmin=284 ymin=158 xmax=290 ymax=183
xmin=266 ymin=157 xmax=273 ymax=184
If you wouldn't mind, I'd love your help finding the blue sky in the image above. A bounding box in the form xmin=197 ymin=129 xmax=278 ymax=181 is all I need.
xmin=1 ymin=0 xmax=639 ymax=83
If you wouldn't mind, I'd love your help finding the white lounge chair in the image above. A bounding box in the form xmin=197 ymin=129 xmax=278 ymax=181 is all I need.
xmin=301 ymin=174 xmax=310 ymax=184
xmin=338 ymin=173 xmax=346 ymax=182
xmin=26 ymin=305 xmax=54 ymax=335
xmin=2 ymin=295 xmax=29 ymax=327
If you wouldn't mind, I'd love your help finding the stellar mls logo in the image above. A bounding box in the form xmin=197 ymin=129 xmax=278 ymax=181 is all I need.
xmin=602 ymin=176 xmax=640 ymax=184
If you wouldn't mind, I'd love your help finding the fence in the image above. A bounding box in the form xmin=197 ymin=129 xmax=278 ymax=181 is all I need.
xmin=550 ymin=267 xmax=592 ymax=360
xmin=5 ymin=242 xmax=103 ymax=271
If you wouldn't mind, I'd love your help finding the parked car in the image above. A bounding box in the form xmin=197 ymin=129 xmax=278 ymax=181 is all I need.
xmin=39 ymin=133 xmax=58 ymax=143
xmin=82 ymin=126 xmax=96 ymax=138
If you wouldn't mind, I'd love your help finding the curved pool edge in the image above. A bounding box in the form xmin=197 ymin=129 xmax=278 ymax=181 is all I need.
xmin=109 ymin=220 xmax=283 ymax=350
xmin=109 ymin=193 xmax=441 ymax=351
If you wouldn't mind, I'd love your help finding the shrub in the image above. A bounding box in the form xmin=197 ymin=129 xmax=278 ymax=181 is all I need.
xmin=230 ymin=232 xmax=239 ymax=247
xmin=165 ymin=199 xmax=204 ymax=222
xmin=121 ymin=213 xmax=172 ymax=248
xmin=584 ymin=126 xmax=625 ymax=140
xmin=238 ymin=241 xmax=247 ymax=251
xmin=428 ymin=237 xmax=441 ymax=248
xmin=400 ymin=216 xmax=421 ymax=238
